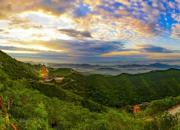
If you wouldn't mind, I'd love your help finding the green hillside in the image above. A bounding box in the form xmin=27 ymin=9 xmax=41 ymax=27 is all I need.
xmin=0 ymin=50 xmax=38 ymax=79
xmin=0 ymin=50 xmax=179 ymax=130
xmin=51 ymin=68 xmax=180 ymax=107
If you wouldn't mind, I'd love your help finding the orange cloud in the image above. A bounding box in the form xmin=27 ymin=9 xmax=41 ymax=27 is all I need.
xmin=0 ymin=0 xmax=74 ymax=19
xmin=0 ymin=0 xmax=41 ymax=18
xmin=0 ymin=40 xmax=67 ymax=53
xmin=75 ymin=15 xmax=155 ymax=41
xmin=119 ymin=17 xmax=155 ymax=37
xmin=116 ymin=0 xmax=131 ymax=6
xmin=101 ymin=51 xmax=140 ymax=57
xmin=83 ymin=0 xmax=102 ymax=8
xmin=145 ymin=53 xmax=180 ymax=59
xmin=171 ymin=24 xmax=180 ymax=39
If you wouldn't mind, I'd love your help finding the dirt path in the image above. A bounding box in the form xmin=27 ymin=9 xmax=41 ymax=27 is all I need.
xmin=168 ymin=105 xmax=180 ymax=115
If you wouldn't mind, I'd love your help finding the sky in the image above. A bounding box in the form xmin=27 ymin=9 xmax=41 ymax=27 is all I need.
xmin=0 ymin=0 xmax=180 ymax=64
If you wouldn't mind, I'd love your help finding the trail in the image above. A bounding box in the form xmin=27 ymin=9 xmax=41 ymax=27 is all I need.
xmin=168 ymin=105 xmax=180 ymax=115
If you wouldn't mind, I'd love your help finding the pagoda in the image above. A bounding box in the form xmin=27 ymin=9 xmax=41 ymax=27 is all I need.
xmin=40 ymin=65 xmax=48 ymax=80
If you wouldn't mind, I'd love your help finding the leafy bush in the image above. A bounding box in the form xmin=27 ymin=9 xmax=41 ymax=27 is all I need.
xmin=144 ymin=113 xmax=178 ymax=130
xmin=145 ymin=96 xmax=180 ymax=115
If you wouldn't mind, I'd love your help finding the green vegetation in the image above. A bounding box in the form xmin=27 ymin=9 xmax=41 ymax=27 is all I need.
xmin=49 ymin=68 xmax=75 ymax=77
xmin=0 ymin=51 xmax=38 ymax=80
xmin=145 ymin=96 xmax=180 ymax=115
xmin=50 ymin=68 xmax=180 ymax=107
xmin=0 ymin=50 xmax=179 ymax=129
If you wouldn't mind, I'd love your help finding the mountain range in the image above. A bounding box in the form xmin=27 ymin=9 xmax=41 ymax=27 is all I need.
xmin=48 ymin=62 xmax=180 ymax=75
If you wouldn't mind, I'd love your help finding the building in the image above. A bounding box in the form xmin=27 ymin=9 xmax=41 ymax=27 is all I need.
xmin=133 ymin=105 xmax=141 ymax=113
xmin=54 ymin=77 xmax=64 ymax=83
xmin=40 ymin=65 xmax=48 ymax=80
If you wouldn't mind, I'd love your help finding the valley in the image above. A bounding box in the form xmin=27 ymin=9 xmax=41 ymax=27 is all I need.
xmin=0 ymin=50 xmax=180 ymax=130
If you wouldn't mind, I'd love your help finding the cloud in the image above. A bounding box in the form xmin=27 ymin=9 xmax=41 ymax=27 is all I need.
xmin=74 ymin=40 xmax=123 ymax=55
xmin=145 ymin=53 xmax=180 ymax=60
xmin=75 ymin=13 xmax=156 ymax=41
xmin=171 ymin=24 xmax=180 ymax=39
xmin=0 ymin=0 xmax=179 ymax=63
xmin=59 ymin=29 xmax=92 ymax=39
xmin=116 ymin=0 xmax=131 ymax=6
xmin=2 ymin=50 xmax=39 ymax=54
xmin=101 ymin=44 xmax=176 ymax=57
xmin=0 ymin=39 xmax=124 ymax=63
xmin=73 ymin=3 xmax=92 ymax=17
xmin=48 ymin=40 xmax=124 ymax=57
xmin=83 ymin=0 xmax=102 ymax=8
xmin=141 ymin=45 xmax=173 ymax=53
xmin=0 ymin=0 xmax=78 ymax=19
xmin=1 ymin=0 xmax=177 ymax=39
xmin=0 ymin=0 xmax=41 ymax=18
xmin=90 ymin=0 xmax=178 ymax=36
xmin=0 ymin=40 xmax=67 ymax=53
xmin=0 ymin=38 xmax=124 ymax=58
xmin=101 ymin=50 xmax=140 ymax=57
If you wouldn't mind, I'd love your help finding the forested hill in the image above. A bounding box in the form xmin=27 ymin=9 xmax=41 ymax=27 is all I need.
xmin=50 ymin=67 xmax=180 ymax=107
xmin=0 ymin=50 xmax=38 ymax=79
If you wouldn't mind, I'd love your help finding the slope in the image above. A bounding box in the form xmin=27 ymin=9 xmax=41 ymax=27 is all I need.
xmin=0 ymin=50 xmax=38 ymax=79
xmin=52 ymin=69 xmax=180 ymax=107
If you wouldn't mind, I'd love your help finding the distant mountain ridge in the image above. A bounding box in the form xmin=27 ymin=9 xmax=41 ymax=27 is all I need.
xmin=49 ymin=62 xmax=180 ymax=68
xmin=147 ymin=63 xmax=180 ymax=68
xmin=48 ymin=62 xmax=180 ymax=75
